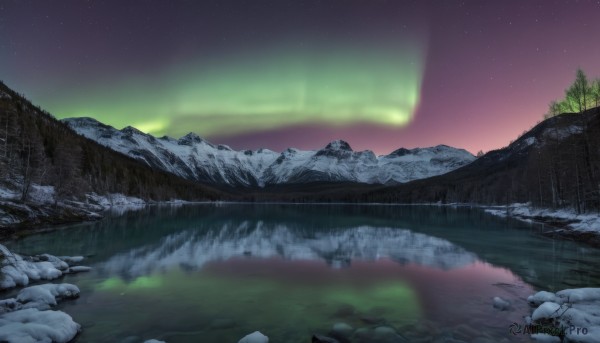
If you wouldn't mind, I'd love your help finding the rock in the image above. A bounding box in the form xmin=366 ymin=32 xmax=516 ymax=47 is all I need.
xmin=331 ymin=322 xmax=354 ymax=337
xmin=492 ymin=296 xmax=510 ymax=311
xmin=144 ymin=340 xmax=166 ymax=343
xmin=312 ymin=334 xmax=339 ymax=343
xmin=238 ymin=331 xmax=268 ymax=343
xmin=374 ymin=326 xmax=397 ymax=338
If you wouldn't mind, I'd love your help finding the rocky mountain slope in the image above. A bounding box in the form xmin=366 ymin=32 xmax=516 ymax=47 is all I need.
xmin=64 ymin=117 xmax=475 ymax=187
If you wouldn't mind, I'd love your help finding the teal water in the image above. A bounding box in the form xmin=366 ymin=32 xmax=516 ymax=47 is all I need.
xmin=4 ymin=204 xmax=600 ymax=343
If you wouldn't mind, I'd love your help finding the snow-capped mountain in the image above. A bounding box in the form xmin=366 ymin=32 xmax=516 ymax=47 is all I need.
xmin=63 ymin=117 xmax=475 ymax=187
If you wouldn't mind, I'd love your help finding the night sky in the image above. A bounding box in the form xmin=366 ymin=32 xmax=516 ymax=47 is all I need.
xmin=2 ymin=1 xmax=600 ymax=154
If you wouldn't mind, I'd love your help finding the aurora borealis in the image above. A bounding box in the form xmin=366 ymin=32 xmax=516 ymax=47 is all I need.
xmin=2 ymin=1 xmax=600 ymax=154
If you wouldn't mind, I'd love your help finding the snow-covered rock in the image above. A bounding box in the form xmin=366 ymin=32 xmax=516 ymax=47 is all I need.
xmin=485 ymin=203 xmax=600 ymax=235
xmin=238 ymin=331 xmax=269 ymax=343
xmin=0 ymin=308 xmax=80 ymax=343
xmin=0 ymin=283 xmax=82 ymax=343
xmin=528 ymin=288 xmax=600 ymax=343
xmin=63 ymin=117 xmax=475 ymax=187
xmin=0 ymin=244 xmax=87 ymax=290
xmin=528 ymin=291 xmax=558 ymax=306
xmin=16 ymin=284 xmax=80 ymax=310
xmin=493 ymin=296 xmax=511 ymax=311
xmin=0 ymin=246 xmax=83 ymax=343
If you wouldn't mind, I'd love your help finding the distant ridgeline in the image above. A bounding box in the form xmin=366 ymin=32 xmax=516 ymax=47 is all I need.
xmin=0 ymin=82 xmax=225 ymax=203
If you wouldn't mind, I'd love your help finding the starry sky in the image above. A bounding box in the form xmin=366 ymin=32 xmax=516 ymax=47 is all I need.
xmin=1 ymin=0 xmax=600 ymax=154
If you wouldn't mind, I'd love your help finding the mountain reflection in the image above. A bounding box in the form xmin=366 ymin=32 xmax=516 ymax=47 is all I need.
xmin=100 ymin=223 xmax=477 ymax=277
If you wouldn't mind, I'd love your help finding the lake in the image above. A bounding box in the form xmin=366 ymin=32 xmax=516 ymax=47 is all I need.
xmin=5 ymin=204 xmax=600 ymax=343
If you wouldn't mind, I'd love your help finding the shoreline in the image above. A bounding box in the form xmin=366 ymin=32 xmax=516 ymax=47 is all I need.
xmin=2 ymin=199 xmax=600 ymax=248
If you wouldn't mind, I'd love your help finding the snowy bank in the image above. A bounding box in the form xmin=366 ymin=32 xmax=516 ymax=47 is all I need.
xmin=0 ymin=284 xmax=81 ymax=343
xmin=527 ymin=288 xmax=600 ymax=342
xmin=0 ymin=244 xmax=90 ymax=290
xmin=0 ymin=244 xmax=84 ymax=343
xmin=484 ymin=203 xmax=600 ymax=245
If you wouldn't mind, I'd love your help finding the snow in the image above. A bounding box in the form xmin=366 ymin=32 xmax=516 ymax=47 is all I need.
xmin=238 ymin=331 xmax=269 ymax=343
xmin=85 ymin=192 xmax=146 ymax=209
xmin=0 ymin=308 xmax=80 ymax=343
xmin=484 ymin=203 xmax=600 ymax=234
xmin=543 ymin=125 xmax=583 ymax=140
xmin=0 ymin=245 xmax=83 ymax=343
xmin=16 ymin=284 xmax=80 ymax=310
xmin=524 ymin=137 xmax=536 ymax=146
xmin=528 ymin=288 xmax=600 ymax=343
xmin=28 ymin=185 xmax=55 ymax=204
xmin=0 ymin=186 xmax=19 ymax=200
xmin=63 ymin=117 xmax=475 ymax=186
xmin=0 ymin=244 xmax=87 ymax=290
xmin=58 ymin=256 xmax=84 ymax=264
xmin=493 ymin=296 xmax=511 ymax=311
xmin=528 ymin=291 xmax=558 ymax=306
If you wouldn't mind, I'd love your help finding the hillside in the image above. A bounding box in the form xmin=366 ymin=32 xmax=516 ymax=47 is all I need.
xmin=273 ymin=107 xmax=600 ymax=214
xmin=0 ymin=82 xmax=227 ymax=230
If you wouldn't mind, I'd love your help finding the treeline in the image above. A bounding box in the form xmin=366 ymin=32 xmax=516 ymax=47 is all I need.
xmin=342 ymin=106 xmax=600 ymax=213
xmin=546 ymin=69 xmax=600 ymax=117
xmin=277 ymin=107 xmax=600 ymax=214
xmin=0 ymin=81 xmax=226 ymax=203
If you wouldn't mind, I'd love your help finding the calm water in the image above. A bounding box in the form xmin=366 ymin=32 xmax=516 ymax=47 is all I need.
xmin=4 ymin=204 xmax=600 ymax=343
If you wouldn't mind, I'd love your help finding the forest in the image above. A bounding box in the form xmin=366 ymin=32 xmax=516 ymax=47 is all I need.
xmin=0 ymin=81 xmax=226 ymax=205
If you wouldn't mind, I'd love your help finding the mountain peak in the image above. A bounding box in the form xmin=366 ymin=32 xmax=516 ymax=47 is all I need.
xmin=121 ymin=126 xmax=144 ymax=135
xmin=389 ymin=148 xmax=411 ymax=156
xmin=324 ymin=140 xmax=353 ymax=151
xmin=178 ymin=132 xmax=204 ymax=146
xmin=62 ymin=117 xmax=115 ymax=131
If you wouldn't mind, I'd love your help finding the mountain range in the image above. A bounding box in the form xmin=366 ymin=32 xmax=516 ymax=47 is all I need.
xmin=63 ymin=117 xmax=475 ymax=187
xmin=1 ymin=79 xmax=599 ymax=231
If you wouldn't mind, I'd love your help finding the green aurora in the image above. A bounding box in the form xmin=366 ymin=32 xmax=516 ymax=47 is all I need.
xmin=45 ymin=44 xmax=425 ymax=138
xmin=88 ymin=269 xmax=422 ymax=342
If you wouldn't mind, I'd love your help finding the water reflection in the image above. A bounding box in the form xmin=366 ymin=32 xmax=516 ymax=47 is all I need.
xmin=100 ymin=224 xmax=477 ymax=278
xmin=5 ymin=204 xmax=600 ymax=343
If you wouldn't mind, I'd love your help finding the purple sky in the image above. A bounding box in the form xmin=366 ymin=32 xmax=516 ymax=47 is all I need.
xmin=2 ymin=1 xmax=600 ymax=155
